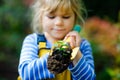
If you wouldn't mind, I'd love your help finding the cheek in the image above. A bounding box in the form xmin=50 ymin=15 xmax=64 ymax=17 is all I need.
xmin=42 ymin=16 xmax=48 ymax=27
xmin=42 ymin=17 xmax=52 ymax=31
xmin=67 ymin=16 xmax=75 ymax=27
xmin=66 ymin=20 xmax=75 ymax=29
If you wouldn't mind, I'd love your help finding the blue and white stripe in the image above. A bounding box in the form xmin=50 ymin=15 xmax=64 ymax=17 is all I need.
xmin=18 ymin=33 xmax=96 ymax=80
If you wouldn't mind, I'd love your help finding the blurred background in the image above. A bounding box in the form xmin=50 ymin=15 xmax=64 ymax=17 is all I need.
xmin=0 ymin=0 xmax=120 ymax=80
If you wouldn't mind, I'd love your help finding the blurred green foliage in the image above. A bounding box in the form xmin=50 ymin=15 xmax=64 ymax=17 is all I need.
xmin=0 ymin=0 xmax=31 ymax=80
xmin=0 ymin=0 xmax=120 ymax=80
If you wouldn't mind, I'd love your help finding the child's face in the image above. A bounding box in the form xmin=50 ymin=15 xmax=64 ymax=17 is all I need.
xmin=42 ymin=8 xmax=75 ymax=40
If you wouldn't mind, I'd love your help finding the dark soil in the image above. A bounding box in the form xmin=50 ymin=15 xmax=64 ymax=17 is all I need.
xmin=47 ymin=47 xmax=72 ymax=74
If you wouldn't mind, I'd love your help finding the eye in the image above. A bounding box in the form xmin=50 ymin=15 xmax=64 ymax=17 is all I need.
xmin=47 ymin=15 xmax=55 ymax=19
xmin=62 ymin=16 xmax=70 ymax=19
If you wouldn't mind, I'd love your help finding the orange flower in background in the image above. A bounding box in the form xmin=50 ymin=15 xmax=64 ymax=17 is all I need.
xmin=84 ymin=16 xmax=120 ymax=56
xmin=23 ymin=0 xmax=33 ymax=6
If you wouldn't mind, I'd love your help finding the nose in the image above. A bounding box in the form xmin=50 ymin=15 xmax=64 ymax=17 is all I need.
xmin=55 ymin=17 xmax=63 ymax=26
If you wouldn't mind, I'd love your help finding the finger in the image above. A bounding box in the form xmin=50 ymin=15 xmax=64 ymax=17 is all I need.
xmin=63 ymin=34 xmax=70 ymax=41
xmin=71 ymin=31 xmax=81 ymax=47
xmin=70 ymin=36 xmax=76 ymax=49
xmin=75 ymin=35 xmax=81 ymax=47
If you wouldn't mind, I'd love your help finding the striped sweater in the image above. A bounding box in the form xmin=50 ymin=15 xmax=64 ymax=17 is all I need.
xmin=18 ymin=33 xmax=96 ymax=80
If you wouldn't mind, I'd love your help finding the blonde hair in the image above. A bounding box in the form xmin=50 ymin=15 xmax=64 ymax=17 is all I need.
xmin=31 ymin=0 xmax=86 ymax=33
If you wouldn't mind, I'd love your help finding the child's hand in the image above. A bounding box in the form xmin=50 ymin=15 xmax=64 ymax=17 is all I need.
xmin=64 ymin=31 xmax=81 ymax=49
xmin=64 ymin=31 xmax=82 ymax=64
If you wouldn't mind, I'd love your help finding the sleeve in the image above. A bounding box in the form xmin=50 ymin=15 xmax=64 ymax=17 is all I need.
xmin=18 ymin=33 xmax=54 ymax=80
xmin=68 ymin=39 xmax=96 ymax=80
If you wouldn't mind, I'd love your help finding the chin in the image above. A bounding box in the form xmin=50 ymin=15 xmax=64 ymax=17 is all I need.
xmin=54 ymin=35 xmax=65 ymax=40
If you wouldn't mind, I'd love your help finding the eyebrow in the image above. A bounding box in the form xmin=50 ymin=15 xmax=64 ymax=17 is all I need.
xmin=49 ymin=11 xmax=73 ymax=15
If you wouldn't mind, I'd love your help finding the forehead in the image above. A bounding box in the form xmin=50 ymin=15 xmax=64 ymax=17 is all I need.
xmin=49 ymin=8 xmax=74 ymax=15
xmin=43 ymin=0 xmax=73 ymax=14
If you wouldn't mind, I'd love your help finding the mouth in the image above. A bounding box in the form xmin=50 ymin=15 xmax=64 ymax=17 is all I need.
xmin=53 ymin=28 xmax=65 ymax=32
